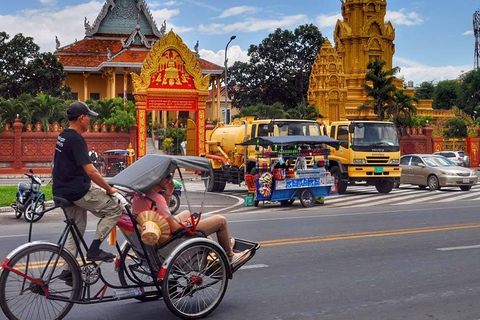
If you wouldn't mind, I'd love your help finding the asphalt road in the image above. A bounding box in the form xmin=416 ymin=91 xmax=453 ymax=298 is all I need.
xmin=0 ymin=196 xmax=480 ymax=320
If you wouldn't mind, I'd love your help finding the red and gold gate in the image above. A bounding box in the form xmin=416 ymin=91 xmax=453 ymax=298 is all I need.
xmin=131 ymin=31 xmax=210 ymax=157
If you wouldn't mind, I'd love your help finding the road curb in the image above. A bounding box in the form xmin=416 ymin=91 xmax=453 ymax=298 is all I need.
xmin=0 ymin=201 xmax=55 ymax=216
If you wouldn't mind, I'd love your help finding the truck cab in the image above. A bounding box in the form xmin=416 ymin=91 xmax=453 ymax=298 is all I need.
xmin=326 ymin=121 xmax=401 ymax=194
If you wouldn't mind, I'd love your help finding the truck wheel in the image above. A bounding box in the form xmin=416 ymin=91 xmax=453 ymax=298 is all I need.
xmin=212 ymin=170 xmax=226 ymax=192
xmin=330 ymin=166 xmax=347 ymax=194
xmin=375 ymin=180 xmax=394 ymax=193
xmin=202 ymin=171 xmax=215 ymax=192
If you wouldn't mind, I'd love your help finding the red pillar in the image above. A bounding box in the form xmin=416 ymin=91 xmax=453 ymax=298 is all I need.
xmin=466 ymin=137 xmax=480 ymax=167
xmin=12 ymin=117 xmax=24 ymax=171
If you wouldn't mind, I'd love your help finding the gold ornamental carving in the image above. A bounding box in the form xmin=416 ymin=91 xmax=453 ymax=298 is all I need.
xmin=131 ymin=30 xmax=210 ymax=94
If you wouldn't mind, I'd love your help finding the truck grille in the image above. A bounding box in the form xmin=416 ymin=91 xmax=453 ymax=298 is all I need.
xmin=366 ymin=157 xmax=389 ymax=164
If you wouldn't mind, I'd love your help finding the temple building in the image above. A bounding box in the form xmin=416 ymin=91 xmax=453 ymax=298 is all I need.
xmin=308 ymin=0 xmax=453 ymax=123
xmin=54 ymin=0 xmax=226 ymax=126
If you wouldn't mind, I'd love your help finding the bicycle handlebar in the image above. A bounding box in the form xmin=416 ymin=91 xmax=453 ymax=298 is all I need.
xmin=111 ymin=192 xmax=128 ymax=207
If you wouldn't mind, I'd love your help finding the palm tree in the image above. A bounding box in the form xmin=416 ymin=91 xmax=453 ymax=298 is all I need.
xmin=31 ymin=93 xmax=64 ymax=131
xmin=0 ymin=97 xmax=25 ymax=124
xmin=358 ymin=59 xmax=400 ymax=121
xmin=286 ymin=103 xmax=322 ymax=120
xmin=386 ymin=90 xmax=418 ymax=126
xmin=88 ymin=98 xmax=122 ymax=123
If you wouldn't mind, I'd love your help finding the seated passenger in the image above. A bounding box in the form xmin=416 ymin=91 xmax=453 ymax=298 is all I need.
xmin=131 ymin=174 xmax=250 ymax=267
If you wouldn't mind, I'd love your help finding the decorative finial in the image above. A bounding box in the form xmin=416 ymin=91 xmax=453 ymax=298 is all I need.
xmin=107 ymin=48 xmax=112 ymax=60
xmin=55 ymin=36 xmax=60 ymax=49
xmin=160 ymin=20 xmax=166 ymax=36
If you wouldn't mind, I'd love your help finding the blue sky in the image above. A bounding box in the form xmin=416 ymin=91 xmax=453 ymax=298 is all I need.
xmin=1 ymin=0 xmax=478 ymax=86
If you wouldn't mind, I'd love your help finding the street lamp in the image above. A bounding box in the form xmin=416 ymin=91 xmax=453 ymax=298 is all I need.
xmin=224 ymin=35 xmax=236 ymax=123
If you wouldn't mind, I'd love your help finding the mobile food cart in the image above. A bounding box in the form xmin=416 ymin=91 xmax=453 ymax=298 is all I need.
xmin=240 ymin=136 xmax=340 ymax=207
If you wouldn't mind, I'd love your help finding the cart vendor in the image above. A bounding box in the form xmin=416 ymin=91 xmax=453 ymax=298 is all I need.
xmin=132 ymin=175 xmax=250 ymax=267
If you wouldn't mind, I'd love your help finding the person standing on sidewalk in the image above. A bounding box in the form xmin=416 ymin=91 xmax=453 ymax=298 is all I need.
xmin=52 ymin=101 xmax=122 ymax=269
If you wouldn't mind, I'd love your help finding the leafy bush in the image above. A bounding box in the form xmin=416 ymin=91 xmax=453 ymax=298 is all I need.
xmin=443 ymin=118 xmax=468 ymax=138
xmin=162 ymin=138 xmax=174 ymax=153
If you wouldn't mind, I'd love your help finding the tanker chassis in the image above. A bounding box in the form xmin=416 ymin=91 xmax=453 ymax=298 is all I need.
xmin=202 ymin=117 xmax=322 ymax=192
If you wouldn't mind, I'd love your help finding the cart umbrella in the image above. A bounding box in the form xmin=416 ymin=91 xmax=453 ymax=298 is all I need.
xmin=238 ymin=135 xmax=340 ymax=149
xmin=109 ymin=155 xmax=212 ymax=193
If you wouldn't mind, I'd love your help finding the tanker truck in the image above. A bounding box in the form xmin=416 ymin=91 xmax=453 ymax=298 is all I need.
xmin=202 ymin=117 xmax=322 ymax=192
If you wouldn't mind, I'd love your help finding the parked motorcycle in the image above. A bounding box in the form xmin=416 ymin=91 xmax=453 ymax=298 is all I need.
xmin=168 ymin=179 xmax=182 ymax=214
xmin=11 ymin=169 xmax=46 ymax=223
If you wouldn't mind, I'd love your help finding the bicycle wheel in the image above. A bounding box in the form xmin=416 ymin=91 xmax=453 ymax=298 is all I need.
xmin=162 ymin=240 xmax=229 ymax=319
xmin=0 ymin=243 xmax=81 ymax=320
xmin=24 ymin=194 xmax=46 ymax=223
xmin=118 ymin=242 xmax=161 ymax=301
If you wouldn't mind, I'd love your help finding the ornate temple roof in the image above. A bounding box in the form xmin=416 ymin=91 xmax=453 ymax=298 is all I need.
xmin=55 ymin=0 xmax=223 ymax=74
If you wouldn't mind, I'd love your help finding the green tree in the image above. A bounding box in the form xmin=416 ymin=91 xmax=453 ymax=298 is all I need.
xmin=386 ymin=90 xmax=418 ymax=126
xmin=432 ymin=80 xmax=460 ymax=110
xmin=457 ymin=69 xmax=480 ymax=118
xmin=229 ymin=24 xmax=324 ymax=110
xmin=236 ymin=103 xmax=287 ymax=119
xmin=31 ymin=93 xmax=65 ymax=131
xmin=0 ymin=32 xmax=68 ymax=98
xmin=286 ymin=103 xmax=322 ymax=120
xmin=443 ymin=118 xmax=467 ymax=138
xmin=358 ymin=59 xmax=400 ymax=121
xmin=414 ymin=81 xmax=435 ymax=100
xmin=88 ymin=98 xmax=124 ymax=123
xmin=0 ymin=97 xmax=25 ymax=123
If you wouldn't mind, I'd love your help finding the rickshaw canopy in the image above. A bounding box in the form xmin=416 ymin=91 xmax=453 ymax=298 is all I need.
xmin=109 ymin=154 xmax=212 ymax=193
xmin=238 ymin=135 xmax=340 ymax=149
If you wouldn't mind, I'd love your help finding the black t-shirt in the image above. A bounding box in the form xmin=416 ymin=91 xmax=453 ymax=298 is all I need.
xmin=52 ymin=129 xmax=92 ymax=201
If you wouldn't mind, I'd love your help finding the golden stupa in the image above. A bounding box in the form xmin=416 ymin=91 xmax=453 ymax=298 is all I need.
xmin=308 ymin=0 xmax=454 ymax=123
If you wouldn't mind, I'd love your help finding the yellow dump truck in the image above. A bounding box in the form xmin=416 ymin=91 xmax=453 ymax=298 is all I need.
xmin=203 ymin=117 xmax=322 ymax=192
xmin=325 ymin=120 xmax=401 ymax=194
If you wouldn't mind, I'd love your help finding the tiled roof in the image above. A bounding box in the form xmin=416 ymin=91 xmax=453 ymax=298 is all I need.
xmin=56 ymin=38 xmax=223 ymax=73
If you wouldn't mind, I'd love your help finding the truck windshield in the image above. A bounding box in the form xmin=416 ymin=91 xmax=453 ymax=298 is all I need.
xmin=275 ymin=121 xmax=321 ymax=136
xmin=351 ymin=123 xmax=399 ymax=151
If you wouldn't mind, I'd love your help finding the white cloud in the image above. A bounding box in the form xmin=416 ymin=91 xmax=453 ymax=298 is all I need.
xmin=386 ymin=9 xmax=423 ymax=26
xmin=189 ymin=0 xmax=220 ymax=12
xmin=394 ymin=56 xmax=471 ymax=85
xmin=315 ymin=13 xmax=342 ymax=29
xmin=199 ymin=14 xmax=308 ymax=34
xmin=149 ymin=1 xmax=179 ymax=8
xmin=217 ymin=6 xmax=257 ymax=19
xmin=0 ymin=1 xmax=103 ymax=53
xmin=200 ymin=44 xmax=249 ymax=68
xmin=463 ymin=30 xmax=474 ymax=36
xmin=40 ymin=0 xmax=57 ymax=5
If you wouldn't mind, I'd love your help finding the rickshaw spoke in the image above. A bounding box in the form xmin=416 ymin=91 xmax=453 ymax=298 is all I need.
xmin=162 ymin=241 xmax=229 ymax=319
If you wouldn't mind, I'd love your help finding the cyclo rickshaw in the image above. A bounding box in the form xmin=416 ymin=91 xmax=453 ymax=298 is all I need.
xmin=0 ymin=155 xmax=259 ymax=320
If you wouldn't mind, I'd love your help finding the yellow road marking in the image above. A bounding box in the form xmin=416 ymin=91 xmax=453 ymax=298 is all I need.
xmin=258 ymin=223 xmax=480 ymax=247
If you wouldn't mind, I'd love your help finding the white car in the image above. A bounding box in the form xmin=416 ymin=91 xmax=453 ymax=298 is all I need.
xmin=433 ymin=151 xmax=470 ymax=167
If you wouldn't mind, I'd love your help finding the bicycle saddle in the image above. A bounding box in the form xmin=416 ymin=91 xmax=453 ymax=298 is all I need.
xmin=54 ymin=196 xmax=74 ymax=207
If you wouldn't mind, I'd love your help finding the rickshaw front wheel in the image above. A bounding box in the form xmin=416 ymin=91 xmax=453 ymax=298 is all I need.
xmin=161 ymin=241 xmax=229 ymax=319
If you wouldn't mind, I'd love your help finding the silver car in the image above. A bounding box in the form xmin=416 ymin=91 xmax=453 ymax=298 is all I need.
xmin=400 ymin=154 xmax=478 ymax=191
